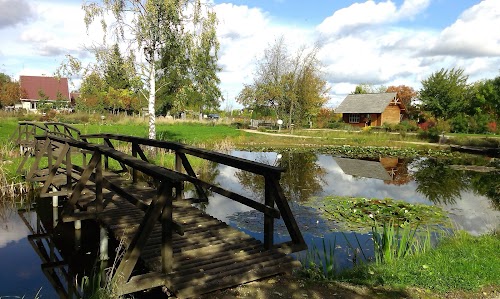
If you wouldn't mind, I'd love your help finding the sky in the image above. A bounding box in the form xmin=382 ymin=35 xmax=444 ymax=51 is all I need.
xmin=1 ymin=0 xmax=500 ymax=109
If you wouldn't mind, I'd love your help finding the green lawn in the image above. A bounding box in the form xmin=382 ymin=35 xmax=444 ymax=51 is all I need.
xmin=337 ymin=231 xmax=500 ymax=293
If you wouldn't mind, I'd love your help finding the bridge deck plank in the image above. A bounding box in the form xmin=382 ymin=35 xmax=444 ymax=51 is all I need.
xmin=47 ymin=171 xmax=300 ymax=298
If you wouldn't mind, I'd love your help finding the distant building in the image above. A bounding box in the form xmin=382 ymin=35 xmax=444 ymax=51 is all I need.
xmin=19 ymin=75 xmax=71 ymax=112
xmin=335 ymin=92 xmax=406 ymax=127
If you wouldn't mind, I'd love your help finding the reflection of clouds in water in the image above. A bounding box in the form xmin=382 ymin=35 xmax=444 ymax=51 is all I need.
xmin=318 ymin=155 xmax=430 ymax=204
xmin=0 ymin=211 xmax=29 ymax=248
xmin=209 ymin=151 xmax=499 ymax=236
xmin=439 ymin=191 xmax=500 ymax=236
xmin=204 ymin=193 xmax=253 ymax=223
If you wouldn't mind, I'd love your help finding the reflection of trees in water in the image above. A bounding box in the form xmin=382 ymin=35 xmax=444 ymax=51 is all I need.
xmin=235 ymin=152 xmax=326 ymax=202
xmin=414 ymin=157 xmax=500 ymax=209
xmin=185 ymin=160 xmax=220 ymax=211
xmin=413 ymin=158 xmax=468 ymax=205
xmin=469 ymin=171 xmax=500 ymax=210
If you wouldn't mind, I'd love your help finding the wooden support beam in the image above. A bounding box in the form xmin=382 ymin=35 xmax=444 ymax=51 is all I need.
xmin=40 ymin=143 xmax=70 ymax=195
xmin=181 ymin=174 xmax=279 ymax=218
xmin=114 ymin=181 xmax=172 ymax=285
xmin=178 ymin=153 xmax=208 ymax=202
xmin=264 ymin=176 xmax=275 ymax=249
xmin=268 ymin=176 xmax=306 ymax=250
xmin=62 ymin=151 xmax=101 ymax=217
xmin=26 ymin=139 xmax=50 ymax=181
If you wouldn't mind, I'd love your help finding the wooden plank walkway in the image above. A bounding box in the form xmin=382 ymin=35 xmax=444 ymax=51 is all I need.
xmin=31 ymin=167 xmax=300 ymax=298
xmin=15 ymin=122 xmax=306 ymax=298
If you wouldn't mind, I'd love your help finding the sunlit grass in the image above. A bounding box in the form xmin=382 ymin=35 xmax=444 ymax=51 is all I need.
xmin=338 ymin=230 xmax=500 ymax=293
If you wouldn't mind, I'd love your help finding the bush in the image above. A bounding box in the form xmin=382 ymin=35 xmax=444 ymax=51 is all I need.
xmin=418 ymin=126 xmax=441 ymax=142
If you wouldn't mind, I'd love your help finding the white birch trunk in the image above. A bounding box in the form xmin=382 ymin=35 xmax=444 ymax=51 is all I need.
xmin=148 ymin=65 xmax=156 ymax=140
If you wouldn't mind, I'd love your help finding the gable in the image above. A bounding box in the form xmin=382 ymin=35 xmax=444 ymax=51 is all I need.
xmin=335 ymin=92 xmax=398 ymax=114
xmin=20 ymin=75 xmax=70 ymax=101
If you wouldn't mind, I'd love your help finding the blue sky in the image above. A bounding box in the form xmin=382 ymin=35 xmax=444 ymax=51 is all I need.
xmin=1 ymin=0 xmax=499 ymax=108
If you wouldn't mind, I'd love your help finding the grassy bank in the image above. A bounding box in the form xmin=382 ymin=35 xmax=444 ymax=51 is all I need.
xmin=337 ymin=231 xmax=500 ymax=295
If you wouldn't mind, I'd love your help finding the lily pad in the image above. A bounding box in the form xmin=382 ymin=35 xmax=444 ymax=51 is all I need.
xmin=306 ymin=196 xmax=450 ymax=231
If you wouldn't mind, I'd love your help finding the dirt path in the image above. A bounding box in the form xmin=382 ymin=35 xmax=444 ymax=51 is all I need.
xmin=241 ymin=129 xmax=346 ymax=139
xmin=197 ymin=274 xmax=500 ymax=299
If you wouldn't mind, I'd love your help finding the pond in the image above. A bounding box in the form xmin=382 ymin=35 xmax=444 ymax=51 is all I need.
xmin=1 ymin=150 xmax=499 ymax=297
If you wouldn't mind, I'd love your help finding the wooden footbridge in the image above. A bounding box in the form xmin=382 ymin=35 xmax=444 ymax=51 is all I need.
xmin=14 ymin=121 xmax=306 ymax=298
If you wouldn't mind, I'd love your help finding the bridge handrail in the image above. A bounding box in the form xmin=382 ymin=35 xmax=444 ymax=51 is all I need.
xmin=81 ymin=133 xmax=285 ymax=177
xmin=15 ymin=121 xmax=84 ymax=146
xmin=81 ymin=133 xmax=305 ymax=250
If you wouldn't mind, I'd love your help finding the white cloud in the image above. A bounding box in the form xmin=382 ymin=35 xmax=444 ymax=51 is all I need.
xmin=423 ymin=0 xmax=500 ymax=58
xmin=316 ymin=0 xmax=430 ymax=37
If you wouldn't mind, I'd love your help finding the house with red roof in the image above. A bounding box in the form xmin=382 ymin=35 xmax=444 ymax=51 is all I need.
xmin=19 ymin=75 xmax=71 ymax=112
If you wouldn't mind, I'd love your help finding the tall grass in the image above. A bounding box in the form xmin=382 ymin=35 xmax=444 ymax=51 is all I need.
xmin=298 ymin=219 xmax=435 ymax=280
xmin=371 ymin=220 xmax=432 ymax=264
xmin=298 ymin=237 xmax=338 ymax=280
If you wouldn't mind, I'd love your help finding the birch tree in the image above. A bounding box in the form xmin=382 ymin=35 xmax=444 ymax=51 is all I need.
xmin=83 ymin=0 xmax=219 ymax=139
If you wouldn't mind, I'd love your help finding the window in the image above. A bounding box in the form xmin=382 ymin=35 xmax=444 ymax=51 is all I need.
xmin=348 ymin=113 xmax=360 ymax=123
xmin=30 ymin=102 xmax=36 ymax=110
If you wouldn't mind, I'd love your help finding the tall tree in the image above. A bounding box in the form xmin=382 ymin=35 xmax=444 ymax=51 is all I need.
xmin=419 ymin=68 xmax=469 ymax=120
xmin=83 ymin=0 xmax=219 ymax=139
xmin=0 ymin=75 xmax=23 ymax=107
xmin=104 ymin=44 xmax=131 ymax=90
xmin=237 ymin=37 xmax=329 ymax=126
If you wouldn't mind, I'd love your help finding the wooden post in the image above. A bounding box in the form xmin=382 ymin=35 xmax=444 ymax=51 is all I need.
xmin=114 ymin=181 xmax=171 ymax=285
xmin=269 ymin=177 xmax=306 ymax=249
xmin=74 ymin=209 xmax=81 ymax=230
xmin=66 ymin=143 xmax=72 ymax=192
xmin=132 ymin=143 xmax=138 ymax=184
xmin=100 ymin=227 xmax=108 ymax=261
xmin=103 ymin=139 xmax=109 ymax=171
xmin=264 ymin=176 xmax=275 ymax=249
xmin=95 ymin=153 xmax=103 ymax=213
xmin=47 ymin=138 xmax=53 ymax=172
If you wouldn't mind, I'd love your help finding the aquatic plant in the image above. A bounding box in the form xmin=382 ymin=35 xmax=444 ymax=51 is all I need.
xmin=297 ymin=237 xmax=338 ymax=280
xmin=371 ymin=219 xmax=432 ymax=264
xmin=309 ymin=196 xmax=449 ymax=231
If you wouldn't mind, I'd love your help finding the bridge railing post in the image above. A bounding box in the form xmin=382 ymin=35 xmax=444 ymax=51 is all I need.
xmin=132 ymin=142 xmax=138 ymax=183
xmin=264 ymin=175 xmax=275 ymax=250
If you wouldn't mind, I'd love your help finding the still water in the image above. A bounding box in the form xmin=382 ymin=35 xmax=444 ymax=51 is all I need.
xmin=1 ymin=151 xmax=499 ymax=297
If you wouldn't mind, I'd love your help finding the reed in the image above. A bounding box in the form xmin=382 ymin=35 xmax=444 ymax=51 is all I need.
xmin=371 ymin=219 xmax=432 ymax=264
xmin=297 ymin=237 xmax=338 ymax=280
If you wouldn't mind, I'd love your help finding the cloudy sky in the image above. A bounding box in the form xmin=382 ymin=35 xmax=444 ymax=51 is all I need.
xmin=1 ymin=0 xmax=499 ymax=108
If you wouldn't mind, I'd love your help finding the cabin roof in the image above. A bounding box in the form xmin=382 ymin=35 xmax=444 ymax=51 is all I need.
xmin=19 ymin=75 xmax=70 ymax=101
xmin=335 ymin=92 xmax=398 ymax=113
xmin=334 ymin=157 xmax=393 ymax=181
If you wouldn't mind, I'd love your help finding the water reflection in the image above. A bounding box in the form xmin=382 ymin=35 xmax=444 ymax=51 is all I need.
xmin=216 ymin=151 xmax=499 ymax=237
xmin=235 ymin=151 xmax=326 ymax=202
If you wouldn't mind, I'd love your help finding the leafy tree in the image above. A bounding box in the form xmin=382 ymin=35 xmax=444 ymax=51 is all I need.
xmin=237 ymin=37 xmax=329 ymax=127
xmin=0 ymin=73 xmax=23 ymax=107
xmin=78 ymin=70 xmax=107 ymax=112
xmin=386 ymin=85 xmax=418 ymax=119
xmin=352 ymin=84 xmax=386 ymax=94
xmin=104 ymin=44 xmax=131 ymax=90
xmin=419 ymin=68 xmax=469 ymax=120
xmin=83 ymin=0 xmax=220 ymax=139
xmin=472 ymin=77 xmax=500 ymax=120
